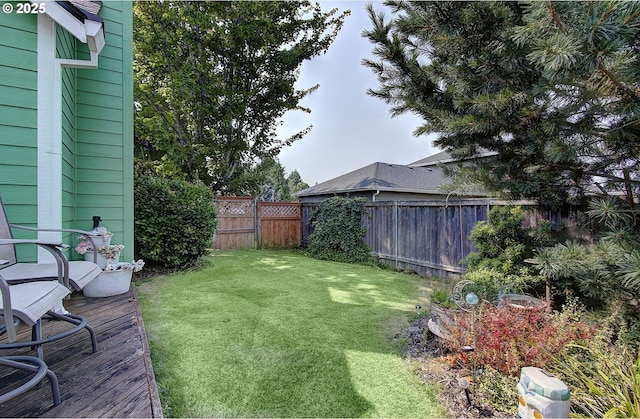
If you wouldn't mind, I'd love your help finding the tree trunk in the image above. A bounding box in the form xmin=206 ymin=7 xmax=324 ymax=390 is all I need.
xmin=545 ymin=277 xmax=552 ymax=314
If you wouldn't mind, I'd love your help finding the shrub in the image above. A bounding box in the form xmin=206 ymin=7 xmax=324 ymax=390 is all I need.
xmin=430 ymin=287 xmax=458 ymax=309
xmin=305 ymin=196 xmax=372 ymax=263
xmin=445 ymin=301 xmax=596 ymax=376
xmin=475 ymin=366 xmax=518 ymax=415
xmin=134 ymin=174 xmax=217 ymax=268
xmin=529 ymin=197 xmax=640 ymax=331
xmin=551 ymin=338 xmax=640 ymax=418
xmin=463 ymin=206 xmax=554 ymax=300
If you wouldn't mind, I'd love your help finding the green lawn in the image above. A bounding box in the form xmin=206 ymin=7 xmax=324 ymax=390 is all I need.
xmin=136 ymin=249 xmax=444 ymax=418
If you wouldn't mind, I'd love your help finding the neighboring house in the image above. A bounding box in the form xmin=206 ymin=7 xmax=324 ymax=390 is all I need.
xmin=407 ymin=149 xmax=496 ymax=168
xmin=0 ymin=0 xmax=134 ymax=262
xmin=295 ymin=150 xmax=493 ymax=203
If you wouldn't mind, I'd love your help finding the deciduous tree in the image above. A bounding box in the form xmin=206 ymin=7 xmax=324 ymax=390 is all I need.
xmin=134 ymin=1 xmax=348 ymax=194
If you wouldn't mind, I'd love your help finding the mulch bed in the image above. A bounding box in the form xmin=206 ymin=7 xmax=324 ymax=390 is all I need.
xmin=133 ymin=264 xmax=179 ymax=282
xmin=404 ymin=317 xmax=514 ymax=418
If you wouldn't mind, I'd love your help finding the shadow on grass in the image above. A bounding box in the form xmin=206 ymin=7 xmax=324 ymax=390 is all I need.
xmin=138 ymin=250 xmax=440 ymax=418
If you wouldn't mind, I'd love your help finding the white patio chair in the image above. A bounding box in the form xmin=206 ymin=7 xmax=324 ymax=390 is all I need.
xmin=0 ymin=266 xmax=73 ymax=407
xmin=0 ymin=195 xmax=102 ymax=291
xmin=0 ymin=264 xmax=98 ymax=359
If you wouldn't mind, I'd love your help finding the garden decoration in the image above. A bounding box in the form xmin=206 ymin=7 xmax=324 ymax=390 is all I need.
xmin=83 ymin=258 xmax=144 ymax=298
xmin=498 ymin=293 xmax=546 ymax=311
xmin=75 ymin=222 xmax=144 ymax=298
xmin=517 ymin=367 xmax=570 ymax=418
xmin=75 ymin=226 xmax=115 ymax=268
xmin=452 ymin=280 xmax=479 ymax=313
xmin=428 ymin=287 xmax=460 ymax=342
xmin=452 ymin=280 xmax=479 ymax=407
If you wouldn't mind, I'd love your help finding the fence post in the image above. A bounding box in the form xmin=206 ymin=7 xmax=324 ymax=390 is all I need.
xmin=394 ymin=201 xmax=399 ymax=270
xmin=253 ymin=199 xmax=262 ymax=249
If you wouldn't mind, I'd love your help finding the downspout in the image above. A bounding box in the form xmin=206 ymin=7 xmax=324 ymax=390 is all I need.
xmin=57 ymin=18 xmax=104 ymax=69
xmin=36 ymin=11 xmax=103 ymax=262
xmin=372 ymin=189 xmax=380 ymax=202
xmin=57 ymin=51 xmax=99 ymax=69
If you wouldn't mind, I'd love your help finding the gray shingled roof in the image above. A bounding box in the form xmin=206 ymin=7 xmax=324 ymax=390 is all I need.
xmin=408 ymin=150 xmax=454 ymax=167
xmin=409 ymin=149 xmax=497 ymax=167
xmin=58 ymin=0 xmax=103 ymax=23
xmin=295 ymin=162 xmax=448 ymax=197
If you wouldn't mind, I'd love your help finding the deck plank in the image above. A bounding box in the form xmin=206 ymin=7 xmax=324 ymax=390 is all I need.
xmin=0 ymin=287 xmax=162 ymax=418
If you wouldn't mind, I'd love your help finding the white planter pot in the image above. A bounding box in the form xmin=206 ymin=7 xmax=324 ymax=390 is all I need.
xmin=87 ymin=234 xmax=111 ymax=248
xmin=84 ymin=251 xmax=119 ymax=269
xmin=83 ymin=267 xmax=133 ymax=298
xmin=83 ymin=244 xmax=121 ymax=269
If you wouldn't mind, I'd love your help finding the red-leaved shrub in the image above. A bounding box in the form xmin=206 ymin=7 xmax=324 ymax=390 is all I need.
xmin=444 ymin=302 xmax=596 ymax=376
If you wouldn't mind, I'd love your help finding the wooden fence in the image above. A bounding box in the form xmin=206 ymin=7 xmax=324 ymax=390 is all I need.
xmin=215 ymin=197 xmax=256 ymax=249
xmin=258 ymin=202 xmax=302 ymax=248
xmin=214 ymin=197 xmax=301 ymax=250
xmin=215 ymin=197 xmax=578 ymax=278
xmin=302 ymin=199 xmax=578 ymax=278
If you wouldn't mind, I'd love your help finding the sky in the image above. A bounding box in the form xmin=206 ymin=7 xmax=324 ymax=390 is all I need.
xmin=276 ymin=1 xmax=438 ymax=186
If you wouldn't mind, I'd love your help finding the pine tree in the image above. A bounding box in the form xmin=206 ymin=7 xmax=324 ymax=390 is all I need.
xmin=363 ymin=1 xmax=640 ymax=207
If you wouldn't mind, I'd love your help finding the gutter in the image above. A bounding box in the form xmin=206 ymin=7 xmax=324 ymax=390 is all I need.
xmin=36 ymin=0 xmax=106 ymax=68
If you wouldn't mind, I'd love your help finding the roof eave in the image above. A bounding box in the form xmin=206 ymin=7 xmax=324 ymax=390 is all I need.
xmin=41 ymin=1 xmax=105 ymax=55
xmin=295 ymin=186 xmax=446 ymax=197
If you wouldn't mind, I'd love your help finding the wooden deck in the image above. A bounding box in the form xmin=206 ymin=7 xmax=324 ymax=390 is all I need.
xmin=1 ymin=288 xmax=163 ymax=417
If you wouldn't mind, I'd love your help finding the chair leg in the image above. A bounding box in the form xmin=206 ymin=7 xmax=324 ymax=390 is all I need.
xmin=33 ymin=319 xmax=44 ymax=360
xmin=3 ymin=313 xmax=98 ymax=358
xmin=46 ymin=311 xmax=98 ymax=354
xmin=0 ymin=356 xmax=61 ymax=406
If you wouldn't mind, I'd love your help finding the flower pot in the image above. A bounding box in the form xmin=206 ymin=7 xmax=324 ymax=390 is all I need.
xmin=83 ymin=251 xmax=117 ymax=269
xmin=83 ymin=267 xmax=133 ymax=298
xmin=88 ymin=233 xmax=111 ymax=248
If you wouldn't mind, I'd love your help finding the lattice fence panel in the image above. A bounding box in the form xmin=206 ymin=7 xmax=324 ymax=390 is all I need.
xmin=260 ymin=204 xmax=300 ymax=219
xmin=214 ymin=199 xmax=301 ymax=249
xmin=217 ymin=200 xmax=255 ymax=216
xmin=215 ymin=198 xmax=256 ymax=249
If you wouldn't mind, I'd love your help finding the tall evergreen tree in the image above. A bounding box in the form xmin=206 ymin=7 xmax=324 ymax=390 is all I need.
xmin=363 ymin=1 xmax=640 ymax=207
xmin=287 ymin=170 xmax=310 ymax=195
xmin=254 ymin=158 xmax=293 ymax=202
xmin=134 ymin=1 xmax=348 ymax=194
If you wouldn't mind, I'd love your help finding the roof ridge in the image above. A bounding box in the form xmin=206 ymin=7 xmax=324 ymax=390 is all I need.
xmin=372 ymin=162 xmax=382 ymax=189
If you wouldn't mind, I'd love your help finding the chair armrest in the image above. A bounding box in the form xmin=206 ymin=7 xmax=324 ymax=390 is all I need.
xmin=0 ymin=239 xmax=67 ymax=248
xmin=0 ymin=240 xmax=70 ymax=288
xmin=10 ymin=224 xmax=100 ymax=264
xmin=9 ymin=224 xmax=96 ymax=237
xmin=0 ymin=273 xmax=18 ymax=342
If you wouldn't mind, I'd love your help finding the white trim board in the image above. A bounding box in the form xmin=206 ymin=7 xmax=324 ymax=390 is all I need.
xmin=37 ymin=13 xmax=62 ymax=263
xmin=35 ymin=11 xmax=102 ymax=262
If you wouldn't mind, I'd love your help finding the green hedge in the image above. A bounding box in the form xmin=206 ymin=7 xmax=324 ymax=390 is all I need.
xmin=134 ymin=174 xmax=217 ymax=268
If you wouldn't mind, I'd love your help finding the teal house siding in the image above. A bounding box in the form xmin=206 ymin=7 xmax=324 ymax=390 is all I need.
xmin=0 ymin=1 xmax=134 ymax=262
xmin=75 ymin=1 xmax=134 ymax=260
xmin=0 ymin=12 xmax=38 ymax=211
xmin=0 ymin=9 xmax=38 ymax=261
